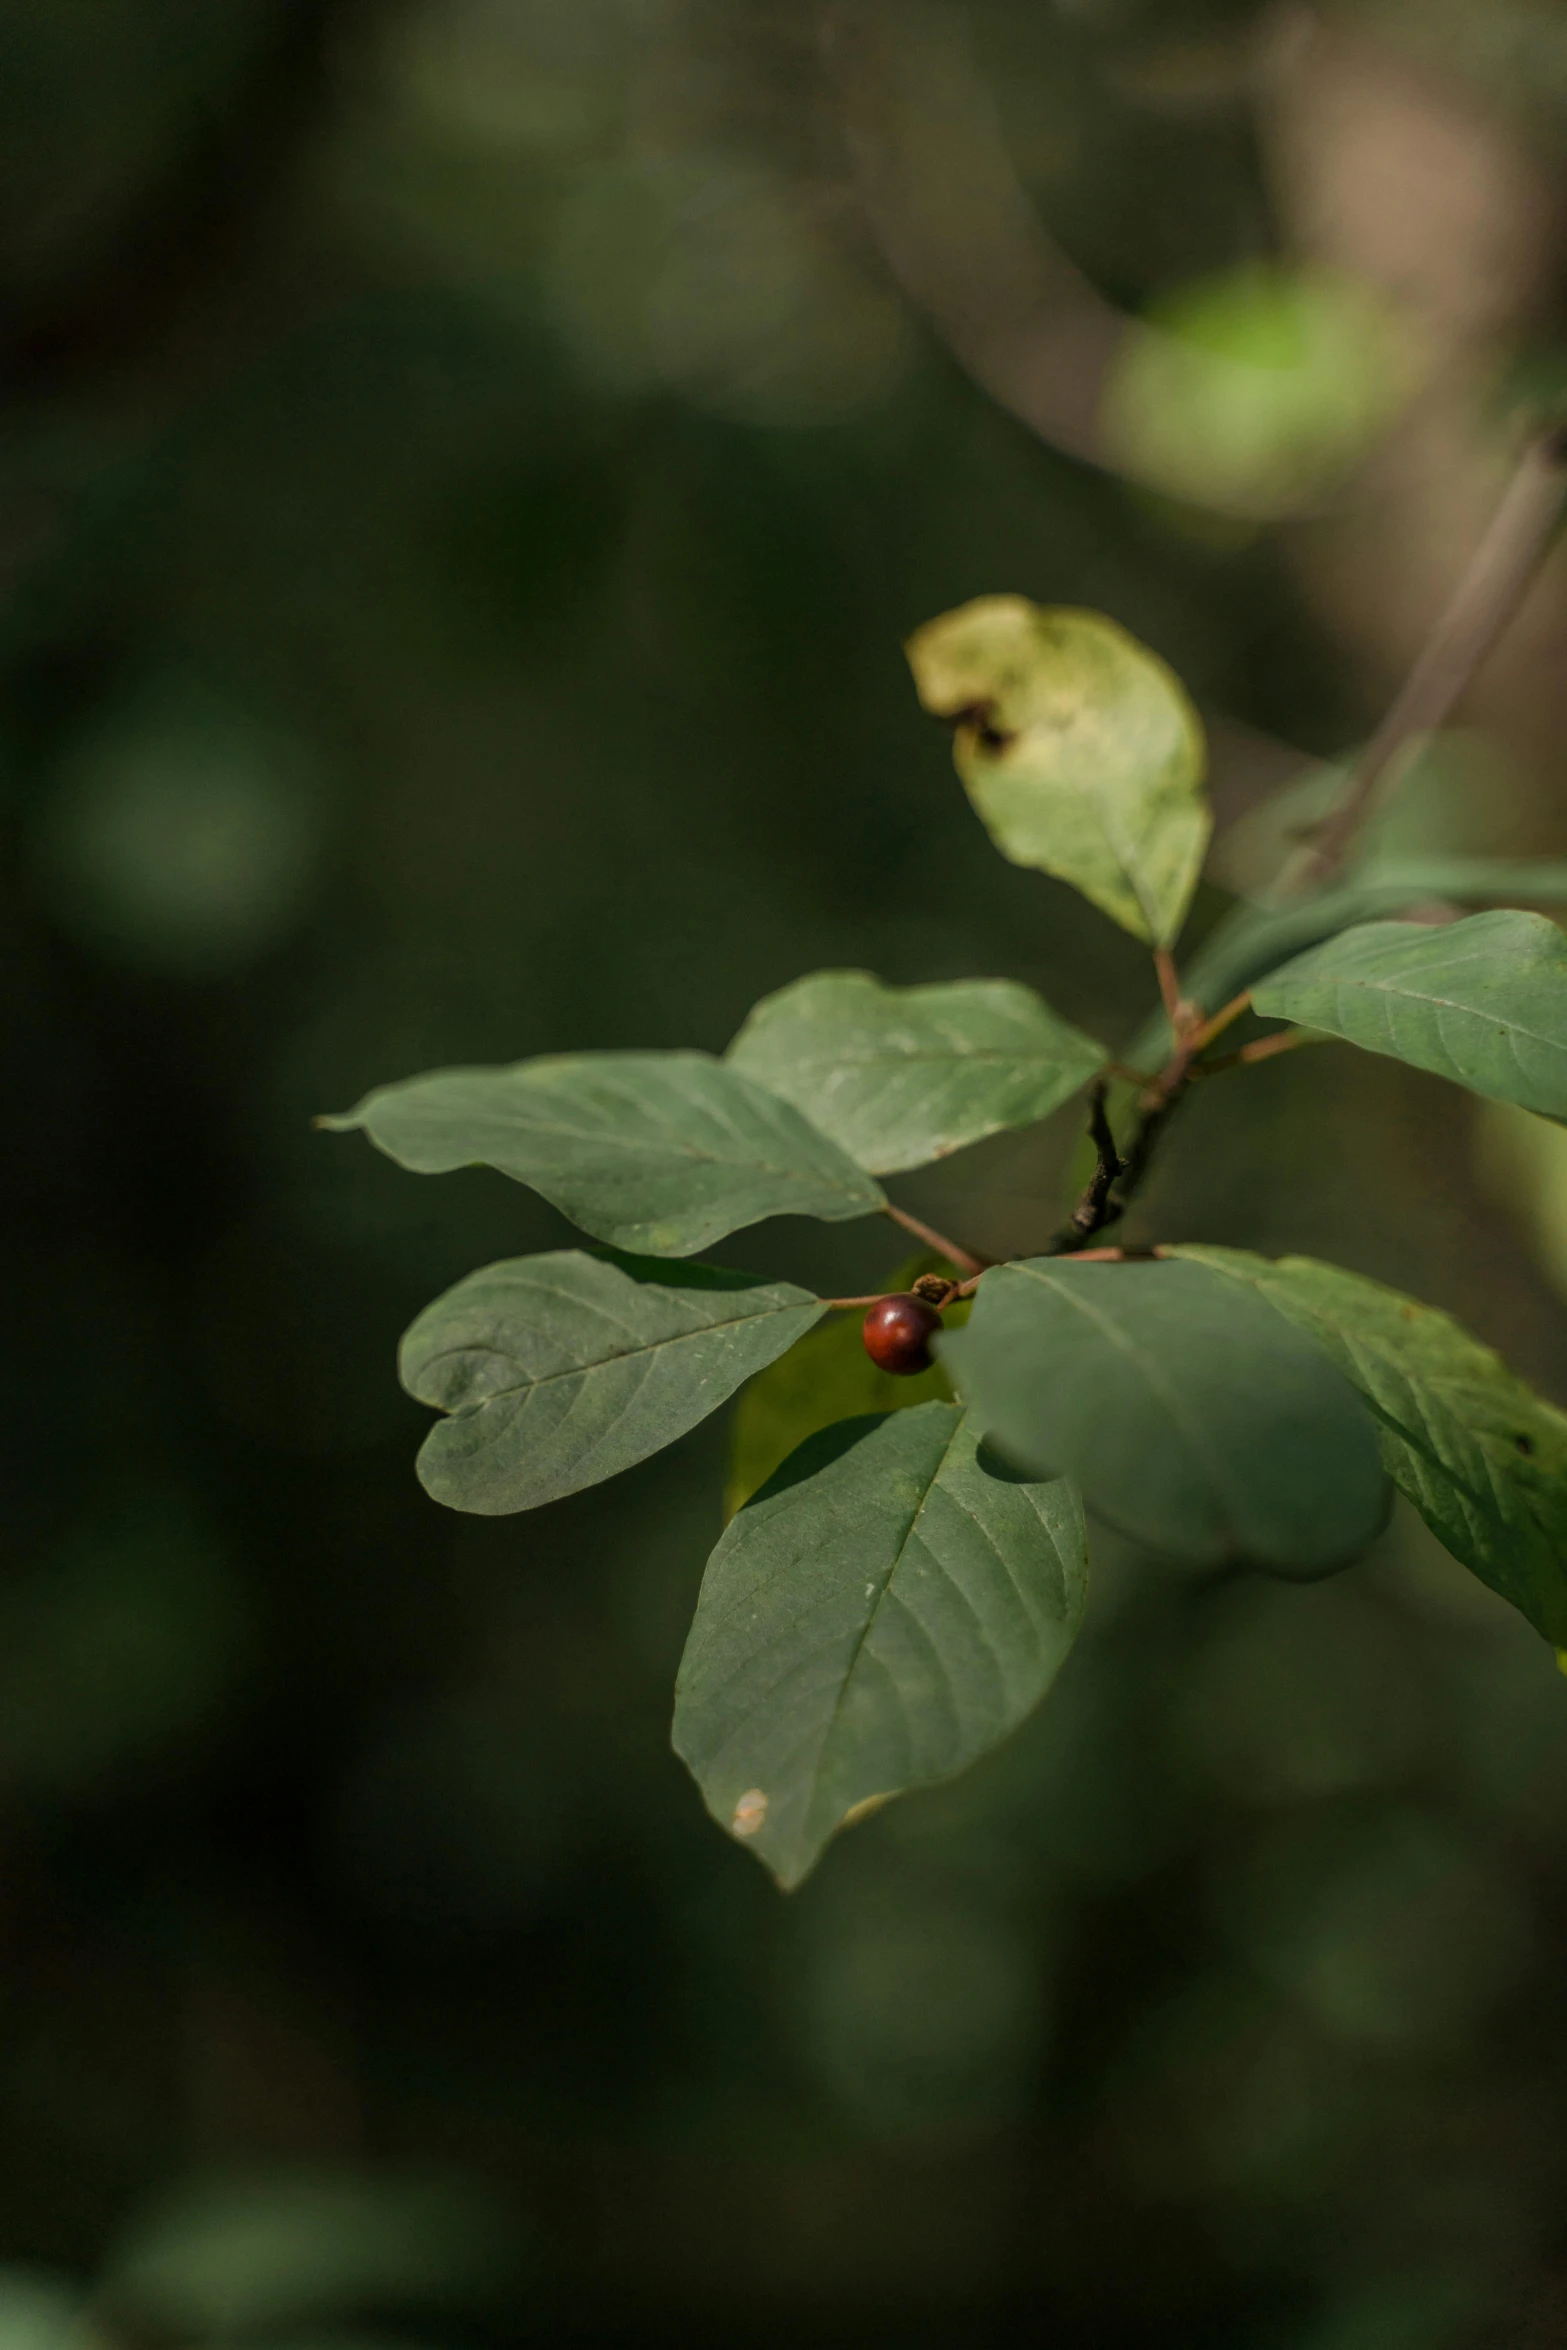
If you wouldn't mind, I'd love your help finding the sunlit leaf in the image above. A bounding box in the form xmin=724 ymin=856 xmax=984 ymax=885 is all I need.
xmin=401 ymin=1250 xmax=824 ymax=1514
xmin=322 ymin=1050 xmax=885 ymax=1256
xmin=1174 ymin=1247 xmax=1567 ymax=1644
xmin=906 ymin=597 xmax=1208 ymax=947
xmin=726 ymin=968 xmax=1105 ymax=1174
xmin=723 ymin=1252 xmax=970 ymax=1516
xmin=939 ymin=1257 xmax=1389 ymax=1576
xmin=674 ymin=1402 xmax=1087 ymax=1888
xmin=1253 ymin=911 xmax=1567 ymax=1121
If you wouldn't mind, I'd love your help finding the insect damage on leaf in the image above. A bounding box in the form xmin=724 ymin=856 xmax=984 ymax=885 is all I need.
xmin=905 ymin=597 xmax=1210 ymax=948
xmin=731 ymin=1789 xmax=768 ymax=1838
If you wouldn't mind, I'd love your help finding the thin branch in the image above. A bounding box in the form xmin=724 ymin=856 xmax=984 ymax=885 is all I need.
xmin=1153 ymin=948 xmax=1185 ymax=1035
xmin=1060 ymin=1081 xmax=1125 ymax=1250
xmin=829 ymin=1274 xmax=963 ymax=1310
xmin=1198 ymin=1028 xmax=1327 ymax=1078
xmin=1109 ymin=1083 xmax=1186 ymax=1215
xmin=880 ymin=1202 xmax=988 ymax=1276
xmin=1281 ymin=426 xmax=1567 ymax=896
xmin=1095 ymin=433 xmax=1567 ymax=1219
xmin=1184 ymin=990 xmax=1252 ymax=1058
xmin=823 ymin=0 xmax=1127 ymax=477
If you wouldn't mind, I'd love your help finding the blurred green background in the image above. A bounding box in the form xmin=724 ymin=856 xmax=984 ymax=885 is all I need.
xmin=6 ymin=1 xmax=1567 ymax=2343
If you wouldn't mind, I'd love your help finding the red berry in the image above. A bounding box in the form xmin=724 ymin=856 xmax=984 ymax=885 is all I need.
xmin=863 ymin=1293 xmax=942 ymax=1376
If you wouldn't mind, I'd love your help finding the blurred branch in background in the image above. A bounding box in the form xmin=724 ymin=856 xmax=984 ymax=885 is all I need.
xmin=823 ymin=0 xmax=1395 ymax=524
xmin=1264 ymin=6 xmax=1567 ymax=799
xmin=1287 ymin=423 xmax=1567 ymax=891
xmin=822 ymin=0 xmax=1123 ymax=481
xmin=828 ymin=0 xmax=1567 ymax=884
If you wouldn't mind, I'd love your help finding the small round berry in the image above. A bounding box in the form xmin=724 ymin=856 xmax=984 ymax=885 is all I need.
xmin=862 ymin=1292 xmax=942 ymax=1377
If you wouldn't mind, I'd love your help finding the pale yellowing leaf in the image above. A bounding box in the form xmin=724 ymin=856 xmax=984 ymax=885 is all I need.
xmin=906 ymin=598 xmax=1209 ymax=947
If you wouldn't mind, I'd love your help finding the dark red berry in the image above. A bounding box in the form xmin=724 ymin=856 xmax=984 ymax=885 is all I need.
xmin=863 ymin=1293 xmax=942 ymax=1377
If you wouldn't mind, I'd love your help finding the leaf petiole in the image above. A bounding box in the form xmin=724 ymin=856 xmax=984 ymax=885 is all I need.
xmin=880 ymin=1201 xmax=990 ymax=1277
xmin=1197 ymin=1027 xmax=1326 ymax=1078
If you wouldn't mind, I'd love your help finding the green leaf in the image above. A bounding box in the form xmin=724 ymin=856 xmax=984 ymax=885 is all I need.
xmin=1253 ymin=910 xmax=1567 ymax=1121
xmin=1130 ymin=865 xmax=1567 ymax=1072
xmin=938 ymin=1257 xmax=1389 ymax=1575
xmin=401 ymin=1251 xmax=826 ymax=1515
xmin=724 ymin=1253 xmax=970 ymax=1517
xmin=321 ymin=1050 xmax=885 ymax=1256
xmin=1172 ymin=1246 xmax=1567 ymax=1644
xmin=906 ymin=597 xmax=1209 ymax=947
xmin=1210 ymin=865 xmax=1567 ymax=1005
xmin=725 ymin=969 xmax=1106 ymax=1174
xmin=673 ymin=1403 xmax=1087 ymax=1889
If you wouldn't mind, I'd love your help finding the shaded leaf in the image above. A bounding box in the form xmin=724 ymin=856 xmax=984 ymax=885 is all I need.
xmin=322 ymin=1050 xmax=884 ymax=1256
xmin=1253 ymin=910 xmax=1567 ymax=1120
xmin=938 ymin=1257 xmax=1389 ymax=1575
xmin=724 ymin=1253 xmax=970 ymax=1517
xmin=674 ymin=1403 xmax=1087 ymax=1889
xmin=726 ymin=969 xmax=1105 ymax=1174
xmin=402 ymin=1251 xmax=825 ymax=1515
xmin=1173 ymin=1247 xmax=1567 ymax=1644
xmin=906 ymin=597 xmax=1208 ymax=947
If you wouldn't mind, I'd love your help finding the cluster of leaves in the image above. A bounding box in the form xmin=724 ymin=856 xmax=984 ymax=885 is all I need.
xmin=327 ymin=597 xmax=1567 ymax=1888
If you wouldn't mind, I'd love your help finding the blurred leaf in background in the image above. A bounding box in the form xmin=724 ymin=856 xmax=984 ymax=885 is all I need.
xmin=100 ymin=2171 xmax=521 ymax=2340
xmin=1103 ymin=264 xmax=1419 ymax=521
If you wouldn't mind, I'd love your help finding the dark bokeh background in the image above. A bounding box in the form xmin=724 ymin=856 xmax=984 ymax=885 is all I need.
xmin=7 ymin=2 xmax=1567 ymax=2344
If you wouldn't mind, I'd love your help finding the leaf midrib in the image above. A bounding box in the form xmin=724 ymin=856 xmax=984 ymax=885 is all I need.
xmin=398 ymin=1089 xmax=873 ymax=1198
xmin=1318 ymin=967 xmax=1567 ymax=1057
xmin=415 ymin=1295 xmax=812 ymax=1416
xmin=804 ymin=1410 xmax=970 ymax=1831
xmin=774 ymin=1044 xmax=1096 ymax=1074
